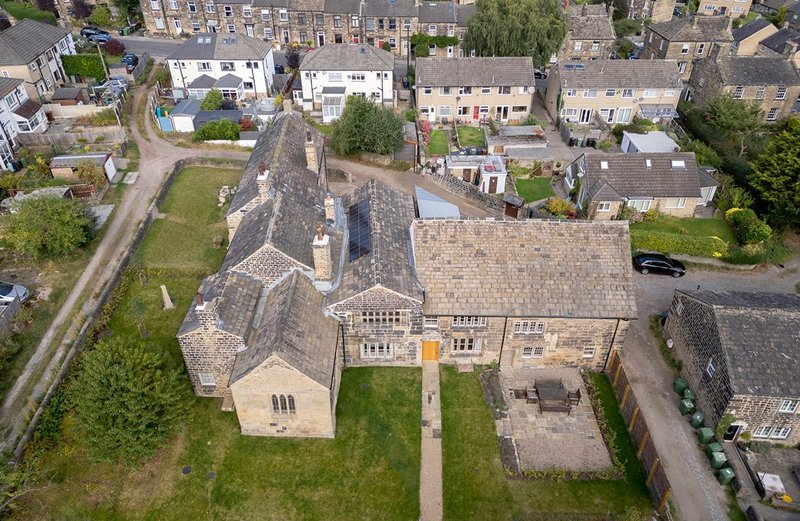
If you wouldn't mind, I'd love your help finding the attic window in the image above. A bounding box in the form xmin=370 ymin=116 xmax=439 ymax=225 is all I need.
xmin=223 ymin=37 xmax=237 ymax=44
xmin=645 ymin=159 xmax=652 ymax=168
xmin=671 ymin=160 xmax=686 ymax=169
xmin=198 ymin=36 xmax=211 ymax=44
xmin=600 ymin=161 xmax=609 ymax=170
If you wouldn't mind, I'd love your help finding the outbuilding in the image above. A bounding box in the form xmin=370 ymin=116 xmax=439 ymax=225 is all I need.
xmin=50 ymin=152 xmax=117 ymax=182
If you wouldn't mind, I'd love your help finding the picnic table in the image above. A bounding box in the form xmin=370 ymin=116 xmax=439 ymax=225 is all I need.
xmin=535 ymin=379 xmax=572 ymax=414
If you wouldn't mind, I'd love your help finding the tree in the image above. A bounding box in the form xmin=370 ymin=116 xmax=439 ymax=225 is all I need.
xmin=462 ymin=0 xmax=567 ymax=66
xmin=193 ymin=119 xmax=240 ymax=141
xmin=748 ymin=119 xmax=800 ymax=228
xmin=381 ymin=41 xmax=393 ymax=52
xmin=70 ymin=338 xmax=188 ymax=463
xmin=34 ymin=0 xmax=57 ymax=13
xmin=610 ymin=0 xmax=629 ymax=20
xmin=87 ymin=5 xmax=113 ymax=27
xmin=200 ymin=88 xmax=223 ymax=110
xmin=112 ymin=0 xmax=141 ymax=18
xmin=2 ymin=197 xmax=96 ymax=260
xmin=71 ymin=0 xmax=92 ymax=19
xmin=103 ymin=38 xmax=126 ymax=57
xmin=330 ymin=95 xmax=404 ymax=156
xmin=75 ymin=160 xmax=107 ymax=187
xmin=285 ymin=47 xmax=301 ymax=70
xmin=703 ymin=94 xmax=763 ymax=157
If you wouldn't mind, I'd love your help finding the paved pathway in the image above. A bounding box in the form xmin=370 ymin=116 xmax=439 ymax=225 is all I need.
xmin=420 ymin=361 xmax=443 ymax=521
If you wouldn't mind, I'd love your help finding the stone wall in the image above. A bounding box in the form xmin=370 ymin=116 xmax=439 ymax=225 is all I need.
xmin=422 ymin=170 xmax=505 ymax=214
xmin=232 ymin=245 xmax=308 ymax=286
xmin=726 ymin=395 xmax=800 ymax=445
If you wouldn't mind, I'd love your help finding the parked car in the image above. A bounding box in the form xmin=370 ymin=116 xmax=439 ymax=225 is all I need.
xmin=534 ymin=68 xmax=548 ymax=79
xmin=633 ymin=253 xmax=686 ymax=277
xmin=0 ymin=282 xmax=30 ymax=304
xmin=80 ymin=26 xmax=109 ymax=38
xmin=87 ymin=33 xmax=112 ymax=44
xmin=121 ymin=54 xmax=139 ymax=68
xmin=108 ymin=76 xmax=130 ymax=88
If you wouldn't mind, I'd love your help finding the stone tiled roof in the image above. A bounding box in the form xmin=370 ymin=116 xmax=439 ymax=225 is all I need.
xmin=230 ymin=271 xmax=340 ymax=387
xmin=556 ymin=60 xmax=682 ymax=89
xmin=177 ymin=271 xmax=262 ymax=337
xmin=419 ymin=1 xmax=457 ymax=23
xmin=648 ymin=15 xmax=732 ymax=42
xmin=326 ymin=180 xmax=423 ymax=305
xmin=416 ymin=57 xmax=535 ymax=87
xmin=581 ymin=152 xmax=703 ymax=200
xmin=0 ymin=19 xmax=69 ymax=66
xmin=679 ymin=290 xmax=800 ymax=397
xmin=300 ymin=44 xmax=394 ymax=71
xmin=167 ymin=33 xmax=271 ymax=61
xmin=411 ymin=219 xmax=638 ymax=319
xmin=759 ymin=27 xmax=800 ymax=53
xmin=362 ymin=0 xmax=417 ymax=17
xmin=732 ymin=18 xmax=773 ymax=43
xmin=569 ymin=4 xmax=616 ymax=41
xmin=251 ymin=0 xmax=289 ymax=6
xmin=714 ymin=55 xmax=800 ymax=85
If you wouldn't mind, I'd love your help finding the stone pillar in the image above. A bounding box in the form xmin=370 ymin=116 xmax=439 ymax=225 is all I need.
xmin=305 ymin=130 xmax=318 ymax=172
xmin=324 ymin=194 xmax=336 ymax=223
xmin=312 ymin=223 xmax=332 ymax=281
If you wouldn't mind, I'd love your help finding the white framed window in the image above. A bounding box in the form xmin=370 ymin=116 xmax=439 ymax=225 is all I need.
xmin=422 ymin=87 xmax=432 ymax=95
xmin=447 ymin=24 xmax=455 ymax=36
xmin=439 ymin=86 xmax=451 ymax=95
xmin=360 ymin=311 xmax=403 ymax=325
xmin=664 ymin=90 xmax=675 ymax=97
xmin=771 ymin=427 xmax=791 ymax=439
xmin=154 ymin=17 xmax=166 ymax=29
xmin=453 ymin=316 xmax=487 ymax=328
xmin=329 ymin=72 xmax=342 ymax=82
xmin=582 ymin=347 xmax=596 ymax=359
xmin=226 ymin=24 xmax=236 ymax=32
xmin=169 ymin=0 xmax=178 ymax=9
xmin=261 ymin=8 xmax=271 ymax=20
xmin=150 ymin=0 xmax=159 ymax=9
xmin=703 ymin=3 xmax=714 ymax=9
xmin=452 ymin=338 xmax=481 ymax=353
xmin=733 ymin=86 xmax=744 ymax=99
xmin=514 ymin=320 xmax=544 ymax=334
xmin=481 ymin=86 xmax=491 ymax=94
xmin=360 ymin=342 xmax=394 ymax=359
xmin=522 ymin=346 xmax=545 ymax=359
xmin=498 ymin=86 xmax=511 ymax=95
xmin=775 ymin=86 xmax=787 ymax=100
xmin=605 ymin=88 xmax=615 ymax=97
xmin=755 ymin=86 xmax=765 ymax=100
xmin=174 ymin=19 xmax=182 ymax=31
xmin=479 ymin=106 xmax=489 ymax=115
xmin=220 ymin=61 xmax=235 ymax=71
xmin=566 ymin=89 xmax=577 ymax=97
xmin=205 ymin=1 xmax=215 ymax=12
xmin=627 ymin=199 xmax=652 ymax=211
xmin=767 ymin=107 xmax=779 ymax=121
xmin=242 ymin=5 xmax=251 ymax=17
xmin=574 ymin=41 xmax=582 ymax=51
xmin=388 ymin=37 xmax=397 ymax=48
xmin=706 ymin=358 xmax=716 ymax=378
xmin=458 ymin=86 xmax=472 ymax=95
xmin=643 ymin=89 xmax=658 ymax=98
xmin=732 ymin=6 xmax=744 ymax=13
xmin=457 ymin=106 xmax=470 ymax=116
xmin=678 ymin=62 xmax=687 ymax=74
xmin=697 ymin=43 xmax=705 ymax=54
xmin=597 ymin=202 xmax=611 ymax=212
xmin=197 ymin=61 xmax=211 ymax=71
xmin=511 ymin=105 xmax=527 ymax=113
xmin=428 ymin=24 xmax=437 ymax=36
xmin=424 ymin=317 xmax=438 ymax=329
xmin=753 ymin=426 xmax=772 ymax=438
xmin=665 ymin=197 xmax=687 ymax=209
xmin=519 ymin=86 xmax=529 ymax=94
xmin=591 ymin=41 xmax=600 ymax=51
xmin=681 ymin=44 xmax=689 ymax=55
xmin=191 ymin=21 xmax=200 ymax=32
xmin=438 ymin=105 xmax=452 ymax=116
xmin=583 ymin=89 xmax=597 ymax=98
xmin=351 ymin=73 xmax=365 ymax=81
xmin=264 ymin=27 xmax=273 ymax=39
xmin=779 ymin=400 xmax=799 ymax=413
xmin=199 ymin=372 xmax=216 ymax=387
xmin=351 ymin=15 xmax=359 ymax=27
xmin=279 ymin=9 xmax=288 ymax=21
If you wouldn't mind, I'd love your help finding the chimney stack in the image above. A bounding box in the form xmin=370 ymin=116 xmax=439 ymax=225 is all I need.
xmin=312 ymin=222 xmax=332 ymax=281
xmin=785 ymin=40 xmax=799 ymax=61
xmin=691 ymin=15 xmax=698 ymax=27
xmin=256 ymin=160 xmax=270 ymax=199
xmin=283 ymin=98 xmax=293 ymax=113
xmin=194 ymin=292 xmax=207 ymax=310
xmin=305 ymin=129 xmax=319 ymax=172
xmin=324 ymin=194 xmax=336 ymax=223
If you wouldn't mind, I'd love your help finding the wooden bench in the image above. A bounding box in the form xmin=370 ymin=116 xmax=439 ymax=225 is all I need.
xmin=540 ymin=402 xmax=572 ymax=415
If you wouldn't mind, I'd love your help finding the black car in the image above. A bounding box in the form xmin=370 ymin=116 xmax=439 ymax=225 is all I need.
xmin=121 ymin=54 xmax=139 ymax=67
xmin=633 ymin=253 xmax=686 ymax=277
xmin=80 ymin=26 xmax=109 ymax=38
xmin=87 ymin=33 xmax=112 ymax=44
xmin=534 ymin=68 xmax=548 ymax=79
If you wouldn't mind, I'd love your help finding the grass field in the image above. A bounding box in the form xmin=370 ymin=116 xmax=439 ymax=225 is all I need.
xmin=456 ymin=126 xmax=485 ymax=147
xmin=440 ymin=366 xmax=651 ymax=521
xmin=515 ymin=178 xmax=554 ymax=202
xmin=427 ymin=130 xmax=449 ymax=156
xmin=17 ymin=165 xmax=422 ymax=521
xmin=631 ymin=217 xmax=737 ymax=244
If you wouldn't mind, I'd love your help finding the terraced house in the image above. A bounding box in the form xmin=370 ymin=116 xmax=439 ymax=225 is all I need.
xmin=643 ymin=15 xmax=733 ymax=80
xmin=559 ymin=4 xmax=616 ymax=61
xmin=141 ymin=0 xmax=472 ymax=56
xmin=177 ymin=110 xmax=638 ymax=438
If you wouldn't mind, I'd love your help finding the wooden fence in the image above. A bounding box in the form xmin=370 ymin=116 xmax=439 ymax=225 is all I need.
xmin=605 ymin=350 xmax=673 ymax=515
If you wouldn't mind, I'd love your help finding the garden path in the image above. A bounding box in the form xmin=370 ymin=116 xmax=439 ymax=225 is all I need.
xmin=420 ymin=361 xmax=443 ymax=521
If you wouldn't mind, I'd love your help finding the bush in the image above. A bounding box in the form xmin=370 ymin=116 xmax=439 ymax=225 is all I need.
xmin=2 ymin=197 xmax=97 ymax=260
xmin=381 ymin=41 xmax=392 ymax=52
xmin=725 ymin=208 xmax=771 ymax=244
xmin=87 ymin=4 xmax=112 ymax=26
xmin=103 ymin=38 xmax=125 ymax=56
xmin=61 ymin=54 xmax=106 ymax=81
xmin=200 ymin=88 xmax=223 ymax=110
xmin=0 ymin=0 xmax=57 ymax=24
xmin=239 ymin=118 xmax=255 ymax=131
xmin=630 ymin=229 xmax=728 ymax=257
xmin=75 ymin=160 xmax=107 ymax=187
xmin=89 ymin=108 xmax=118 ymax=126
xmin=404 ymin=108 xmax=418 ymax=122
xmin=193 ymin=118 xmax=240 ymax=141
xmin=543 ymin=197 xmax=576 ymax=218
xmin=613 ymin=18 xmax=641 ymax=37
xmin=330 ymin=95 xmax=404 ymax=156
xmin=642 ymin=208 xmax=665 ymax=222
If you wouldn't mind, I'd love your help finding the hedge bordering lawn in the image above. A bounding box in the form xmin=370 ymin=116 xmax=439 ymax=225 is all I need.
xmin=631 ymin=229 xmax=728 ymax=258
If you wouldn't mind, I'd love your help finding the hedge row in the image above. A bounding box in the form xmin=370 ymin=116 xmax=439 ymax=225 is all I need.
xmin=630 ymin=230 xmax=728 ymax=258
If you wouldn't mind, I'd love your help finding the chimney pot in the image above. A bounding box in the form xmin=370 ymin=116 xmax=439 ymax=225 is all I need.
xmin=195 ymin=293 xmax=204 ymax=306
xmin=312 ymin=224 xmax=332 ymax=281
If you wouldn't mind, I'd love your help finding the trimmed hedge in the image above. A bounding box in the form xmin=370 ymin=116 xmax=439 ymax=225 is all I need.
xmin=631 ymin=229 xmax=728 ymax=258
xmin=62 ymin=54 xmax=107 ymax=81
xmin=725 ymin=208 xmax=771 ymax=245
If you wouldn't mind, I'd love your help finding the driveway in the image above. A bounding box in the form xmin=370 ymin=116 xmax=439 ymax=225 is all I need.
xmin=623 ymin=263 xmax=800 ymax=521
xmin=117 ymin=35 xmax=182 ymax=59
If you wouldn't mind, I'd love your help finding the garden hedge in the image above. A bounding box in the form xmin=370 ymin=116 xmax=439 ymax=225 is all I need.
xmin=61 ymin=54 xmax=107 ymax=81
xmin=630 ymin=230 xmax=728 ymax=258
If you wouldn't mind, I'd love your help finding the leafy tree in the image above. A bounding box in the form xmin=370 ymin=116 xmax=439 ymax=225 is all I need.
xmin=611 ymin=0 xmax=629 ymax=20
xmin=703 ymin=94 xmax=763 ymax=157
xmin=75 ymin=160 xmax=107 ymax=187
xmin=771 ymin=5 xmax=787 ymax=26
xmin=462 ymin=0 xmax=567 ymax=66
xmin=200 ymin=88 xmax=223 ymax=110
xmin=330 ymin=95 xmax=404 ymax=156
xmin=112 ymin=0 xmax=141 ymax=18
xmin=193 ymin=119 xmax=240 ymax=141
xmin=725 ymin=208 xmax=772 ymax=244
xmin=72 ymin=0 xmax=93 ymax=19
xmin=285 ymin=47 xmax=301 ymax=70
xmin=749 ymin=119 xmax=800 ymax=228
xmin=2 ymin=196 xmax=96 ymax=260
xmin=34 ymin=0 xmax=57 ymax=13
xmin=70 ymin=338 xmax=189 ymax=463
xmin=614 ymin=18 xmax=641 ymax=37
xmin=103 ymin=38 xmax=126 ymax=56
xmin=681 ymin=139 xmax=723 ymax=168
xmin=87 ymin=5 xmax=113 ymax=27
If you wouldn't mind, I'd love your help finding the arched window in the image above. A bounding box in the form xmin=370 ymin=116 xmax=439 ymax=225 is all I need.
xmin=288 ymin=395 xmax=296 ymax=414
xmin=279 ymin=394 xmax=288 ymax=414
xmin=271 ymin=394 xmax=279 ymax=414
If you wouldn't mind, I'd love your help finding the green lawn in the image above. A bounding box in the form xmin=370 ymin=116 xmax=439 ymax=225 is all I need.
xmin=0 ymin=0 xmax=56 ymax=24
xmin=515 ymin=177 xmax=554 ymax=202
xmin=427 ymin=130 xmax=449 ymax=156
xmin=303 ymin=115 xmax=333 ymax=136
xmin=632 ymin=217 xmax=737 ymax=244
xmin=456 ymin=126 xmax=485 ymax=147
xmin=440 ymin=366 xmax=651 ymax=521
xmin=18 ymin=165 xmax=422 ymax=521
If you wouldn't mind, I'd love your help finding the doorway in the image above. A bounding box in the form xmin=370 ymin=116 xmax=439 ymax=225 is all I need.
xmin=422 ymin=341 xmax=439 ymax=361
xmin=496 ymin=105 xmax=509 ymax=120
xmin=723 ymin=424 xmax=743 ymax=442
xmin=488 ymin=176 xmax=498 ymax=193
xmin=579 ymin=108 xmax=593 ymax=124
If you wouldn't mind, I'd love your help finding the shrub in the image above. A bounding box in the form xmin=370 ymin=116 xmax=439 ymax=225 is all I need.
xmin=642 ymin=208 xmax=665 ymax=222
xmin=543 ymin=197 xmax=576 ymax=218
xmin=61 ymin=54 xmax=106 ymax=81
xmin=405 ymin=108 xmax=418 ymax=122
xmin=715 ymin=174 xmax=754 ymax=213
xmin=630 ymin=229 xmax=728 ymax=257
xmin=200 ymin=88 xmax=223 ymax=111
xmin=87 ymin=4 xmax=112 ymax=26
xmin=273 ymin=93 xmax=284 ymax=107
xmin=381 ymin=41 xmax=392 ymax=52
xmin=75 ymin=160 xmax=107 ymax=187
xmin=193 ymin=118 xmax=240 ymax=141
xmin=2 ymin=197 xmax=97 ymax=259
xmin=725 ymin=208 xmax=771 ymax=244
xmin=613 ymin=18 xmax=641 ymax=36
xmin=89 ymin=108 xmax=118 ymax=127
xmin=103 ymin=38 xmax=125 ymax=57
xmin=71 ymin=0 xmax=92 ymax=18
xmin=239 ymin=118 xmax=255 ymax=131
xmin=330 ymin=95 xmax=404 ymax=156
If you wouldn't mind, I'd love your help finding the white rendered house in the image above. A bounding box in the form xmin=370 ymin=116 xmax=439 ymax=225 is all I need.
xmin=0 ymin=77 xmax=48 ymax=171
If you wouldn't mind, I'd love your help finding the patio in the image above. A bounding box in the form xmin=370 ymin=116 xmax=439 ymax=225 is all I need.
xmin=496 ymin=368 xmax=612 ymax=471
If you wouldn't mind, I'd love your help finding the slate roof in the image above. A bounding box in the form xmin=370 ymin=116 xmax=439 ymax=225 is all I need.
xmin=167 ymin=33 xmax=271 ymax=61
xmin=732 ymin=18 xmax=773 ymax=43
xmin=300 ymin=44 xmax=394 ymax=71
xmin=0 ymin=77 xmax=22 ymax=98
xmin=50 ymin=153 xmax=111 ymax=169
xmin=557 ymin=59 xmax=682 ymax=89
xmin=679 ymin=290 xmax=800 ymax=397
xmin=648 ymin=15 xmax=732 ymax=42
xmin=410 ymin=219 xmax=638 ymax=319
xmin=177 ymin=270 xmax=263 ymax=337
xmin=51 ymin=87 xmax=82 ymax=100
xmin=193 ymin=110 xmax=243 ymax=127
xmin=188 ymin=74 xmax=216 ymax=89
xmin=419 ymin=2 xmax=458 ymax=23
xmin=213 ymin=74 xmax=243 ymax=88
xmin=580 ymin=152 xmax=703 ymax=201
xmin=251 ymin=0 xmax=289 ymax=7
xmin=172 ymin=99 xmax=203 ymax=116
xmin=759 ymin=27 xmax=800 ymax=53
xmin=714 ymin=55 xmax=800 ymax=85
xmin=569 ymin=4 xmax=616 ymax=41
xmin=326 ymin=180 xmax=423 ymax=305
xmin=416 ymin=57 xmax=535 ymax=87
xmin=623 ymin=131 xmax=680 ymax=153
xmin=324 ymin=0 xmax=361 ymax=13
xmin=456 ymin=4 xmax=475 ymax=26
xmin=362 ymin=0 xmax=417 ymax=16
xmin=230 ymin=271 xmax=340 ymax=387
xmin=0 ymin=19 xmax=69 ymax=65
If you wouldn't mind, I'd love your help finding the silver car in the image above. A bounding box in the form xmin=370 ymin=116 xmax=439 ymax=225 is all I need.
xmin=0 ymin=282 xmax=30 ymax=304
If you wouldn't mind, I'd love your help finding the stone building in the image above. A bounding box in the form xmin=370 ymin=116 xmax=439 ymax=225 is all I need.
xmin=732 ymin=17 xmax=777 ymax=55
xmin=559 ymin=4 xmax=616 ymax=61
xmin=687 ymin=43 xmax=800 ymax=121
xmin=758 ymin=27 xmax=800 ymax=68
xmin=643 ymin=15 xmax=733 ymax=80
xmin=664 ymin=290 xmax=800 ymax=445
xmin=697 ymin=0 xmax=753 ymax=17
xmin=177 ymin=110 xmax=639 ymax=438
xmin=629 ymin=0 xmax=676 ymax=21
xmin=417 ymin=1 xmax=473 ymax=57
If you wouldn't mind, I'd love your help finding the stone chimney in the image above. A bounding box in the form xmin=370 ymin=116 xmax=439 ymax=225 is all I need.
xmin=324 ymin=194 xmax=336 ymax=223
xmin=312 ymin=223 xmax=332 ymax=281
xmin=194 ymin=292 xmax=207 ymax=311
xmin=785 ymin=40 xmax=799 ymax=61
xmin=305 ymin=129 xmax=319 ymax=172
xmin=691 ymin=15 xmax=698 ymax=28
xmin=256 ymin=160 xmax=270 ymax=198
xmin=283 ymin=98 xmax=293 ymax=113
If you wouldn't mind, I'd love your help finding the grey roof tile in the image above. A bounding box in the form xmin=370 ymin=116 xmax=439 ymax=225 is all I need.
xmin=456 ymin=4 xmax=475 ymax=26
xmin=732 ymin=18 xmax=773 ymax=43
xmin=0 ymin=77 xmax=22 ymax=98
xmin=0 ymin=19 xmax=69 ymax=65
xmin=556 ymin=59 xmax=682 ymax=89
xmin=167 ymin=32 xmax=271 ymax=61
xmin=759 ymin=27 xmax=800 ymax=53
xmin=715 ymin=55 xmax=800 ymax=85
xmin=569 ymin=4 xmax=616 ymax=41
xmin=648 ymin=15 xmax=732 ymax=42
xmin=362 ymin=0 xmax=417 ymax=17
xmin=416 ymin=57 xmax=535 ymax=87
xmin=418 ymin=2 xmax=457 ymax=23
xmin=300 ymin=44 xmax=394 ymax=71
xmin=324 ymin=0 xmax=361 ymax=13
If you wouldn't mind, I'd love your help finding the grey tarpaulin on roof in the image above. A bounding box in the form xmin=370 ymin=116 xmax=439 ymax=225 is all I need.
xmin=414 ymin=186 xmax=460 ymax=219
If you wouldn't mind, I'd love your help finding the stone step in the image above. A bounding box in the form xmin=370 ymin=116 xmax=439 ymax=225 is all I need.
xmin=456 ymin=362 xmax=474 ymax=373
xmin=221 ymin=395 xmax=235 ymax=412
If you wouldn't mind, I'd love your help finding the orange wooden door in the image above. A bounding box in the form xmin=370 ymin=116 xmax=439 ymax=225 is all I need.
xmin=422 ymin=341 xmax=439 ymax=361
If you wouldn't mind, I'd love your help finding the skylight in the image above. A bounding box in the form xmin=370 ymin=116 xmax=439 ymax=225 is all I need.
xmin=600 ymin=161 xmax=608 ymax=170
xmin=671 ymin=160 xmax=686 ymax=169
xmin=645 ymin=159 xmax=652 ymax=168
